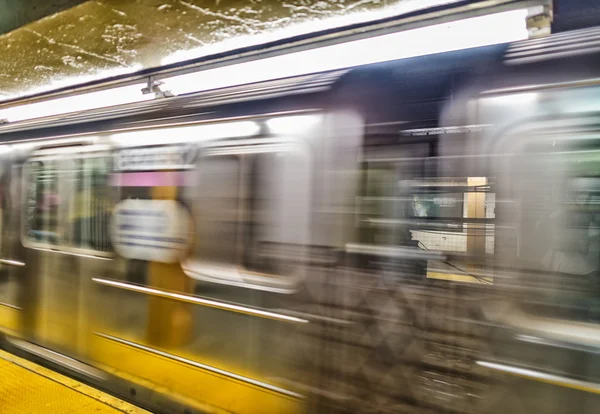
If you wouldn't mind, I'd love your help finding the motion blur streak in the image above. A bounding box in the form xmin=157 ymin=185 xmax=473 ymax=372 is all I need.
xmin=109 ymin=120 xmax=261 ymax=147
xmin=92 ymin=278 xmax=309 ymax=324
xmin=266 ymin=114 xmax=323 ymax=135
xmin=477 ymin=361 xmax=600 ymax=395
xmin=3 ymin=18 xmax=600 ymax=414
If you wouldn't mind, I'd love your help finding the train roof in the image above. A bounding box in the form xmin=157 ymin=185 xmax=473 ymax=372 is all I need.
xmin=0 ymin=25 xmax=599 ymax=143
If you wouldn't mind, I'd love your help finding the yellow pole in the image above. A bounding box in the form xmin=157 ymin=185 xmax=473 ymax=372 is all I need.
xmin=147 ymin=185 xmax=192 ymax=348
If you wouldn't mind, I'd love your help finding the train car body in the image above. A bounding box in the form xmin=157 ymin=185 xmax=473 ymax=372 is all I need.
xmin=0 ymin=25 xmax=599 ymax=414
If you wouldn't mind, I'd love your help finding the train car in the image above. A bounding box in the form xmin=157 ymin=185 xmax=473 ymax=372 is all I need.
xmin=0 ymin=24 xmax=598 ymax=414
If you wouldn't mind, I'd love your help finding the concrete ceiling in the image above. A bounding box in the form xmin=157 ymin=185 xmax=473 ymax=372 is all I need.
xmin=0 ymin=0 xmax=424 ymax=100
xmin=0 ymin=0 xmax=86 ymax=35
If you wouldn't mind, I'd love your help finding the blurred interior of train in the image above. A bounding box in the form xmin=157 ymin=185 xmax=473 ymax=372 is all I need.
xmin=0 ymin=9 xmax=600 ymax=414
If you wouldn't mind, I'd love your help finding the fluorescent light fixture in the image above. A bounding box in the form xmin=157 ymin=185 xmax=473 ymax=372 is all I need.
xmin=163 ymin=10 xmax=528 ymax=96
xmin=162 ymin=0 xmax=461 ymax=65
xmin=266 ymin=114 xmax=323 ymax=135
xmin=111 ymin=120 xmax=260 ymax=147
xmin=0 ymin=83 xmax=154 ymax=123
xmin=1 ymin=66 xmax=144 ymax=102
xmin=0 ymin=9 xmax=526 ymax=125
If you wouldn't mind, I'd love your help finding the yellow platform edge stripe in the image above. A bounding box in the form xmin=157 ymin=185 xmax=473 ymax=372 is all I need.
xmin=478 ymin=360 xmax=600 ymax=395
xmin=0 ymin=349 xmax=151 ymax=414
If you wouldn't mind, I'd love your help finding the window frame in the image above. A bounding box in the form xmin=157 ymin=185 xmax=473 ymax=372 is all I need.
xmin=182 ymin=138 xmax=313 ymax=294
xmin=488 ymin=115 xmax=600 ymax=334
xmin=21 ymin=144 xmax=114 ymax=258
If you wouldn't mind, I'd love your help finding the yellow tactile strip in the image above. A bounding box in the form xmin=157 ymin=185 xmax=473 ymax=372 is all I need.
xmin=0 ymin=349 xmax=150 ymax=413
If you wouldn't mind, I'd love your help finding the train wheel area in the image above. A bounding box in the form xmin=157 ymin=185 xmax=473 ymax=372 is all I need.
xmin=0 ymin=348 xmax=150 ymax=414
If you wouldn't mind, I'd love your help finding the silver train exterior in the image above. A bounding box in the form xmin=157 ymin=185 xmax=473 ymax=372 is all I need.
xmin=0 ymin=25 xmax=599 ymax=414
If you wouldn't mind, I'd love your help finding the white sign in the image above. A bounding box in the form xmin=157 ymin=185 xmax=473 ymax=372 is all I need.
xmin=115 ymin=145 xmax=196 ymax=171
xmin=112 ymin=199 xmax=194 ymax=263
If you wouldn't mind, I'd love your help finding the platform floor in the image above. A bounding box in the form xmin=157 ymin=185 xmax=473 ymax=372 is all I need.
xmin=0 ymin=349 xmax=150 ymax=413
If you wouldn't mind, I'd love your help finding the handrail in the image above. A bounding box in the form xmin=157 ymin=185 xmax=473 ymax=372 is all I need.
xmin=477 ymin=360 xmax=600 ymax=395
xmin=95 ymin=332 xmax=303 ymax=399
xmin=0 ymin=259 xmax=25 ymax=267
xmin=92 ymin=278 xmax=308 ymax=324
xmin=0 ymin=301 xmax=21 ymax=311
xmin=345 ymin=243 xmax=445 ymax=260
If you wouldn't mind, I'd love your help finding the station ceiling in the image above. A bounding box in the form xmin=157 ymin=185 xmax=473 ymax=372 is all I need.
xmin=5 ymin=0 xmax=597 ymax=104
xmin=1 ymin=0 xmax=431 ymax=101
xmin=0 ymin=0 xmax=86 ymax=35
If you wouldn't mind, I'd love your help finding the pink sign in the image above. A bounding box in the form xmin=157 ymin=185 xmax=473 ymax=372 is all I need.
xmin=111 ymin=172 xmax=186 ymax=187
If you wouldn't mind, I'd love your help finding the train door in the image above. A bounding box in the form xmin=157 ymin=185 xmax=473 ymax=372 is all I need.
xmin=20 ymin=143 xmax=112 ymax=357
xmin=180 ymin=119 xmax=314 ymax=413
xmin=0 ymin=148 xmax=25 ymax=336
xmin=339 ymin=134 xmax=496 ymax=413
xmin=89 ymin=116 xmax=317 ymax=414
xmin=477 ymin=87 xmax=600 ymax=414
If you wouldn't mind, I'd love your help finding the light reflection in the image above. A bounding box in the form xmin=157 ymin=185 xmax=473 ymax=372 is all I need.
xmin=0 ymin=83 xmax=153 ymax=123
xmin=110 ymin=120 xmax=260 ymax=147
xmin=161 ymin=0 xmax=462 ymax=65
xmin=163 ymin=10 xmax=528 ymax=95
xmin=266 ymin=114 xmax=323 ymax=135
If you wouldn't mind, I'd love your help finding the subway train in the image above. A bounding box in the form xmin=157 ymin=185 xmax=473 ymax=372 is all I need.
xmin=0 ymin=24 xmax=600 ymax=414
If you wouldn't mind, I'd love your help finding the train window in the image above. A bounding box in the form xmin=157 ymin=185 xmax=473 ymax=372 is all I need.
xmin=24 ymin=160 xmax=61 ymax=245
xmin=493 ymin=127 xmax=600 ymax=323
xmin=184 ymin=144 xmax=310 ymax=292
xmin=192 ymin=156 xmax=241 ymax=264
xmin=244 ymin=152 xmax=310 ymax=275
xmin=245 ymin=154 xmax=280 ymax=274
xmin=67 ymin=156 xmax=112 ymax=252
xmin=410 ymin=177 xmax=495 ymax=254
xmin=358 ymin=158 xmax=495 ymax=283
xmin=23 ymin=151 xmax=113 ymax=254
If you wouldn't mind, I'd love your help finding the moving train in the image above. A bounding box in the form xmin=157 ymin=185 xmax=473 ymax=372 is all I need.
xmin=0 ymin=23 xmax=600 ymax=414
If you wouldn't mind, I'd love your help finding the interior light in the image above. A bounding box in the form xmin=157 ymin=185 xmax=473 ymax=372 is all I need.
xmin=266 ymin=114 xmax=323 ymax=135
xmin=0 ymin=83 xmax=154 ymax=123
xmin=11 ymin=136 xmax=98 ymax=151
xmin=163 ymin=10 xmax=528 ymax=96
xmin=111 ymin=120 xmax=260 ymax=147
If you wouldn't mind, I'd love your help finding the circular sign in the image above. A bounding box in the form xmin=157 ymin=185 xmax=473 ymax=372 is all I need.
xmin=111 ymin=199 xmax=193 ymax=263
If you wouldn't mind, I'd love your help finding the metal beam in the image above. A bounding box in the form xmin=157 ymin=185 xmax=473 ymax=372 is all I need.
xmin=0 ymin=0 xmax=549 ymax=110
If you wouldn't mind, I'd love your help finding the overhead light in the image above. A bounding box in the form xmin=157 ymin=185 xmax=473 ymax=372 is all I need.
xmin=163 ymin=10 xmax=528 ymax=96
xmin=111 ymin=120 xmax=260 ymax=147
xmin=161 ymin=0 xmax=462 ymax=65
xmin=0 ymin=9 xmax=527 ymax=125
xmin=6 ymin=66 xmax=145 ymax=101
xmin=266 ymin=114 xmax=323 ymax=135
xmin=0 ymin=83 xmax=154 ymax=123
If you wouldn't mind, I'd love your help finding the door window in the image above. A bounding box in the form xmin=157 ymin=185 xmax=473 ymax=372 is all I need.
xmin=23 ymin=150 xmax=113 ymax=255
